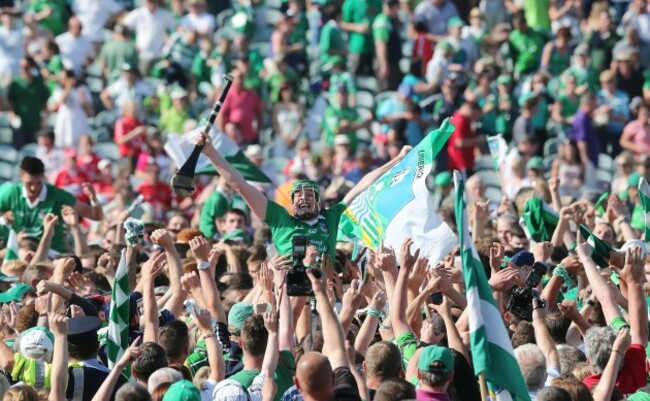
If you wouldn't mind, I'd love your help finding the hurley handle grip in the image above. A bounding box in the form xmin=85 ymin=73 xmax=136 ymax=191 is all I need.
xmin=178 ymin=74 xmax=235 ymax=176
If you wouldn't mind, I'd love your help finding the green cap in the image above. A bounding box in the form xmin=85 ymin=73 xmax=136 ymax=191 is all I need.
xmin=594 ymin=192 xmax=610 ymax=217
xmin=628 ymin=392 xmax=650 ymax=401
xmin=628 ymin=172 xmax=642 ymax=187
xmin=222 ymin=229 xmax=248 ymax=243
xmin=434 ymin=171 xmax=452 ymax=187
xmin=228 ymin=302 xmax=254 ymax=334
xmin=0 ymin=284 xmax=30 ymax=303
xmin=417 ymin=345 xmax=455 ymax=373
xmin=290 ymin=179 xmax=322 ymax=199
xmin=497 ymin=74 xmax=512 ymax=85
xmin=163 ymin=380 xmax=200 ymax=401
xmin=526 ymin=156 xmax=544 ymax=170
xmin=447 ymin=16 xmax=464 ymax=28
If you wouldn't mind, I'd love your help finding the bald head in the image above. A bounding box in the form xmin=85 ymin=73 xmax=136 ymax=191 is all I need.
xmin=295 ymin=352 xmax=335 ymax=399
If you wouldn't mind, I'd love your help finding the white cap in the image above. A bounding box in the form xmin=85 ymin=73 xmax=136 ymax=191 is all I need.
xmin=19 ymin=327 xmax=54 ymax=361
xmin=245 ymin=144 xmax=263 ymax=158
xmin=97 ymin=159 xmax=112 ymax=171
xmin=619 ymin=240 xmax=648 ymax=259
xmin=212 ymin=379 xmax=250 ymax=401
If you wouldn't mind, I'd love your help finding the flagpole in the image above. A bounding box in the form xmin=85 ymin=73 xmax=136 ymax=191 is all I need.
xmin=479 ymin=373 xmax=489 ymax=401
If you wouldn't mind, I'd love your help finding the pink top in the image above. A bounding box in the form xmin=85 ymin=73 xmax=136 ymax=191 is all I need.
xmin=220 ymin=87 xmax=262 ymax=143
xmin=624 ymin=119 xmax=650 ymax=159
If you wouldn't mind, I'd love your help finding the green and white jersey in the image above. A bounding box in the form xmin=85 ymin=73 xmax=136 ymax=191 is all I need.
xmin=265 ymin=200 xmax=347 ymax=258
xmin=0 ymin=183 xmax=76 ymax=253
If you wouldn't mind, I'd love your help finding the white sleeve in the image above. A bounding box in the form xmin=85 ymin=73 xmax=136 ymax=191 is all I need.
xmin=122 ymin=9 xmax=138 ymax=29
xmin=200 ymin=379 xmax=217 ymax=401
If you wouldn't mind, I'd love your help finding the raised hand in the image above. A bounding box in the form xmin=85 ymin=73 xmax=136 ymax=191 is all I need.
xmin=561 ymin=255 xmax=582 ymax=276
xmin=81 ymin=183 xmax=97 ymax=204
xmin=533 ymin=241 xmax=553 ymax=263
xmin=303 ymin=245 xmax=319 ymax=267
xmin=263 ymin=309 xmax=278 ymax=334
xmin=34 ymin=294 xmax=51 ymax=315
xmin=489 ymin=242 xmax=505 ymax=271
xmin=258 ymin=262 xmax=274 ymax=294
xmin=620 ymin=247 xmax=645 ymax=285
xmin=613 ymin=327 xmax=632 ymax=354
xmin=557 ymin=299 xmax=579 ymax=320
xmin=150 ymin=229 xmax=174 ymax=250
xmin=342 ymin=279 xmax=364 ymax=310
xmin=42 ymin=213 xmax=59 ymax=233
xmin=400 ymin=238 xmax=420 ymax=269
xmin=369 ymin=290 xmax=387 ymax=311
xmin=189 ymin=236 xmax=211 ymax=261
xmin=54 ymin=257 xmax=76 ymax=279
xmin=408 ymin=257 xmax=429 ymax=290
xmin=192 ymin=307 xmax=213 ymax=334
xmin=376 ymin=241 xmax=397 ymax=272
xmin=488 ymin=267 xmax=520 ymax=292
xmin=141 ymin=250 xmax=165 ymax=279
xmin=117 ymin=337 xmax=143 ymax=369
xmin=48 ymin=313 xmax=68 ymax=336
xmin=61 ymin=206 xmax=79 ymax=228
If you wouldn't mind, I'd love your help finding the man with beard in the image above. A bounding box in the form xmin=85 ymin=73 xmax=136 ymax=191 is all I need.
xmin=194 ymin=131 xmax=408 ymax=257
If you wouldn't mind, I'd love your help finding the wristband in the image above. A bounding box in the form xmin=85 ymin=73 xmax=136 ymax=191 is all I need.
xmin=552 ymin=265 xmax=571 ymax=284
xmin=585 ymin=298 xmax=597 ymax=308
xmin=367 ymin=307 xmax=383 ymax=319
xmin=609 ymin=316 xmax=631 ymax=332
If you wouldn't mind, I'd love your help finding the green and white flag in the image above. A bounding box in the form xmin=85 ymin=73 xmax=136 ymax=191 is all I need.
xmin=106 ymin=249 xmax=130 ymax=369
xmin=579 ymin=224 xmax=614 ymax=268
xmin=2 ymin=228 xmax=18 ymax=265
xmin=338 ymin=119 xmax=458 ymax=262
xmin=522 ymin=197 xmax=559 ymax=242
xmin=487 ymin=135 xmax=508 ymax=171
xmin=164 ymin=125 xmax=272 ymax=183
xmin=453 ymin=171 xmax=530 ymax=401
xmin=639 ymin=177 xmax=650 ymax=241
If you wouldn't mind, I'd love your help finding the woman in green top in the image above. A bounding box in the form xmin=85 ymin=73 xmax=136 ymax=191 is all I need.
xmin=466 ymin=71 xmax=498 ymax=136
xmin=540 ymin=26 xmax=572 ymax=77
xmin=551 ymin=74 xmax=581 ymax=136
xmin=36 ymin=40 xmax=64 ymax=94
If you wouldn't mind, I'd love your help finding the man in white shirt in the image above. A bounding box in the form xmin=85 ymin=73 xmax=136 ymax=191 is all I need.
xmin=55 ymin=16 xmax=95 ymax=77
xmin=0 ymin=12 xmax=23 ymax=85
xmin=414 ymin=0 xmax=459 ymax=42
xmin=72 ymin=0 xmax=123 ymax=45
xmin=123 ymin=0 xmax=176 ymax=75
xmin=34 ymin=128 xmax=65 ymax=178
xmin=100 ymin=63 xmax=154 ymax=112
xmin=181 ymin=0 xmax=216 ymax=37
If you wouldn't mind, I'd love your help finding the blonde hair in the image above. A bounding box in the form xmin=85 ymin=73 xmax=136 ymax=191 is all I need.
xmin=2 ymin=386 xmax=38 ymax=401
xmin=571 ymin=362 xmax=592 ymax=381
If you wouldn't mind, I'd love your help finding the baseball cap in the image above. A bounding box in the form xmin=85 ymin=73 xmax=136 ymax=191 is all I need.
xmin=170 ymin=87 xmax=189 ymax=99
xmin=122 ymin=62 xmax=137 ymax=72
xmin=19 ymin=326 xmax=54 ymax=360
xmin=628 ymin=172 xmax=642 ymax=187
xmin=417 ymin=345 xmax=455 ymax=373
xmin=620 ymin=240 xmax=648 ymax=260
xmin=510 ymin=250 xmax=534 ymax=268
xmin=434 ymin=171 xmax=452 ymax=187
xmin=97 ymin=159 xmax=112 ymax=171
xmin=228 ymin=302 xmax=254 ymax=335
xmin=629 ymin=392 xmax=650 ymax=401
xmin=0 ymin=283 xmax=31 ymax=303
xmin=526 ymin=156 xmax=544 ymax=171
xmin=163 ymin=380 xmax=200 ymax=401
xmin=212 ymin=379 xmax=250 ymax=401
xmin=447 ymin=16 xmax=464 ymax=28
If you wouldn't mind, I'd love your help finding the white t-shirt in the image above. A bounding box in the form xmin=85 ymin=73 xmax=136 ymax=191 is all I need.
xmin=72 ymin=0 xmax=123 ymax=42
xmin=181 ymin=12 xmax=216 ymax=35
xmin=123 ymin=6 xmax=176 ymax=59
xmin=55 ymin=32 xmax=95 ymax=76
xmin=0 ymin=26 xmax=23 ymax=75
xmin=106 ymin=78 xmax=154 ymax=111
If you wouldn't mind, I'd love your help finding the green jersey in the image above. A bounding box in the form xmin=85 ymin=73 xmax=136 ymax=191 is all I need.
xmin=265 ymin=200 xmax=347 ymax=258
xmin=372 ymin=13 xmax=390 ymax=42
xmin=319 ymin=20 xmax=346 ymax=64
xmin=322 ymin=105 xmax=361 ymax=153
xmin=28 ymin=0 xmax=67 ymax=36
xmin=7 ymin=76 xmax=49 ymax=136
xmin=0 ymin=183 xmax=76 ymax=253
xmin=199 ymin=190 xmax=249 ymax=239
xmin=509 ymin=29 xmax=547 ymax=76
xmin=342 ymin=0 xmax=381 ymax=54
xmin=228 ymin=350 xmax=295 ymax=401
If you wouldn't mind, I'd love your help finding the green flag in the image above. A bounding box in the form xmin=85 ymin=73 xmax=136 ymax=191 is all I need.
xmin=453 ymin=171 xmax=531 ymax=401
xmin=639 ymin=178 xmax=650 ymax=241
xmin=338 ymin=119 xmax=457 ymax=262
xmin=106 ymin=249 xmax=130 ymax=369
xmin=578 ymin=224 xmax=614 ymax=268
xmin=522 ymin=197 xmax=559 ymax=242
xmin=2 ymin=228 xmax=18 ymax=265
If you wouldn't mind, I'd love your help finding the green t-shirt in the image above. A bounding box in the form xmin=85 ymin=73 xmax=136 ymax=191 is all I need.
xmin=159 ymin=105 xmax=190 ymax=135
xmin=28 ymin=0 xmax=66 ymax=36
xmin=265 ymin=200 xmax=347 ymax=258
xmin=328 ymin=72 xmax=357 ymax=101
xmin=319 ymin=20 xmax=346 ymax=64
xmin=228 ymin=350 xmax=295 ymax=401
xmin=0 ymin=183 xmax=76 ymax=253
xmin=267 ymin=69 xmax=300 ymax=103
xmin=99 ymin=40 xmax=139 ymax=84
xmin=509 ymin=29 xmax=547 ymax=76
xmin=558 ymin=94 xmax=580 ymax=130
xmin=524 ymin=0 xmax=551 ymax=32
xmin=372 ymin=13 xmax=390 ymax=42
xmin=191 ymin=52 xmax=211 ymax=86
xmin=46 ymin=55 xmax=64 ymax=93
xmin=322 ymin=105 xmax=361 ymax=153
xmin=8 ymin=76 xmax=49 ymax=135
xmin=199 ymin=191 xmax=249 ymax=239
xmin=394 ymin=331 xmax=418 ymax=371
xmin=342 ymin=0 xmax=380 ymax=54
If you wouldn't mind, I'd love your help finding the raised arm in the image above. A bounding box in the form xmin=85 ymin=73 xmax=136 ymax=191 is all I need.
xmin=342 ymin=146 xmax=411 ymax=205
xmin=576 ymin=242 xmax=623 ymax=324
xmin=270 ymin=255 xmax=294 ymax=351
xmin=339 ymin=279 xmax=365 ymax=335
xmin=391 ymin=239 xmax=423 ymax=337
xmin=61 ymin=206 xmax=90 ymax=256
xmin=307 ymin=265 xmax=349 ymax=369
xmin=48 ymin=313 xmax=68 ymax=401
xmin=593 ymin=328 xmax=631 ymax=401
xmin=195 ymin=130 xmax=268 ymax=219
xmin=619 ymin=247 xmax=649 ymax=347
xmin=532 ymin=299 xmax=560 ymax=371
xmin=355 ymin=291 xmax=386 ymax=356
xmin=141 ymin=250 xmax=165 ymax=343
xmin=190 ymin=236 xmax=227 ymax=323
xmin=193 ymin=307 xmax=226 ymax=382
xmin=73 ymin=183 xmax=104 ymax=221
xmin=151 ymin=229 xmax=187 ymax=317
xmin=32 ymin=213 xmax=58 ymax=264
xmin=49 ymin=257 xmax=76 ymax=315
xmin=91 ymin=339 xmax=142 ymax=401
